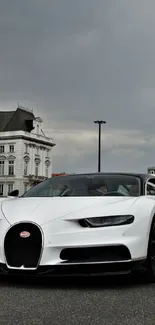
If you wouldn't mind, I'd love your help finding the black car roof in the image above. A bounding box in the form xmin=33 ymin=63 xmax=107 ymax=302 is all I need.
xmin=52 ymin=172 xmax=153 ymax=181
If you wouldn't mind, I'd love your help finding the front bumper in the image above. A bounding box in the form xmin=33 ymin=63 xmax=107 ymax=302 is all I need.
xmin=0 ymin=218 xmax=148 ymax=275
xmin=0 ymin=259 xmax=146 ymax=277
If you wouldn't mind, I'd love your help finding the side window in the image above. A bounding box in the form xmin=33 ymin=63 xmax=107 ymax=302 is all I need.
xmin=146 ymin=183 xmax=155 ymax=195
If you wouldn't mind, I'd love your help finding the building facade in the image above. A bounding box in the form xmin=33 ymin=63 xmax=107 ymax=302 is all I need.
xmin=0 ymin=106 xmax=55 ymax=196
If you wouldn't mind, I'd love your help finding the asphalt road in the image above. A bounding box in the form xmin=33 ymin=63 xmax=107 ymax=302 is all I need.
xmin=0 ymin=275 xmax=155 ymax=325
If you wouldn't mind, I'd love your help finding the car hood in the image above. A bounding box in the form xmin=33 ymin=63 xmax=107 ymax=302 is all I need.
xmin=0 ymin=196 xmax=139 ymax=226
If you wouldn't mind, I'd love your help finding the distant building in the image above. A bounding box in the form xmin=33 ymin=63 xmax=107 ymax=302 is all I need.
xmin=147 ymin=167 xmax=155 ymax=175
xmin=0 ymin=106 xmax=55 ymax=196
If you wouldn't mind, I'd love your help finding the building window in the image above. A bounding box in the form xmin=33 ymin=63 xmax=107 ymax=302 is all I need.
xmin=45 ymin=167 xmax=48 ymax=178
xmin=149 ymin=170 xmax=154 ymax=174
xmin=8 ymin=183 xmax=13 ymax=194
xmin=0 ymin=184 xmax=4 ymax=196
xmin=8 ymin=160 xmax=14 ymax=176
xmin=46 ymin=149 xmax=50 ymax=157
xmin=36 ymin=147 xmax=39 ymax=155
xmin=35 ymin=165 xmax=38 ymax=177
xmin=9 ymin=145 xmax=14 ymax=153
xmin=0 ymin=161 xmax=4 ymax=176
xmin=25 ymin=144 xmax=29 ymax=154
xmin=0 ymin=146 xmax=4 ymax=153
xmin=24 ymin=184 xmax=28 ymax=193
xmin=24 ymin=162 xmax=28 ymax=176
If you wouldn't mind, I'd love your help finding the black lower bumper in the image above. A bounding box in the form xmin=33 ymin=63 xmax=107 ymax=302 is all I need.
xmin=0 ymin=260 xmax=146 ymax=277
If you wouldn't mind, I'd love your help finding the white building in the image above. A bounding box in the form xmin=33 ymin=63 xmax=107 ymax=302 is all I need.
xmin=148 ymin=167 xmax=155 ymax=175
xmin=0 ymin=106 xmax=55 ymax=196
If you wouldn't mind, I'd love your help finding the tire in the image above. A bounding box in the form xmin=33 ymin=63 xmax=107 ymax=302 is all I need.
xmin=141 ymin=220 xmax=155 ymax=283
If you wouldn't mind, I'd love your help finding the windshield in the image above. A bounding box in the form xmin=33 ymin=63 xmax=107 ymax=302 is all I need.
xmin=22 ymin=174 xmax=141 ymax=197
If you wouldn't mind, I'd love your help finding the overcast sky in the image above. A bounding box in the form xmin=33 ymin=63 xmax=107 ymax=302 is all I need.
xmin=1 ymin=0 xmax=155 ymax=173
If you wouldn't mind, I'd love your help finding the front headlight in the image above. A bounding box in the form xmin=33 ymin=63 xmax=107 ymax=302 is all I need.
xmin=83 ymin=215 xmax=134 ymax=227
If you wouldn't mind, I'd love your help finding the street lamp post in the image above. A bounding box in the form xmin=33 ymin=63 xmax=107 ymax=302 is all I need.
xmin=94 ymin=120 xmax=106 ymax=172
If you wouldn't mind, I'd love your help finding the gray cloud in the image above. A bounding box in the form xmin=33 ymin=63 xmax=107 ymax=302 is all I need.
xmin=0 ymin=0 xmax=155 ymax=173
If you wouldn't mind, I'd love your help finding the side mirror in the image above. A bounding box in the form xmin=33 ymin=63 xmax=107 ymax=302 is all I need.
xmin=8 ymin=190 xmax=19 ymax=197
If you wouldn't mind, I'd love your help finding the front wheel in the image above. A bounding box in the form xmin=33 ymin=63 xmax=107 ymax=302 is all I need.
xmin=141 ymin=220 xmax=155 ymax=283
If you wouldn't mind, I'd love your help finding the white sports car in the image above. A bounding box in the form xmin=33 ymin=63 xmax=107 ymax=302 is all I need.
xmin=1 ymin=172 xmax=155 ymax=281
